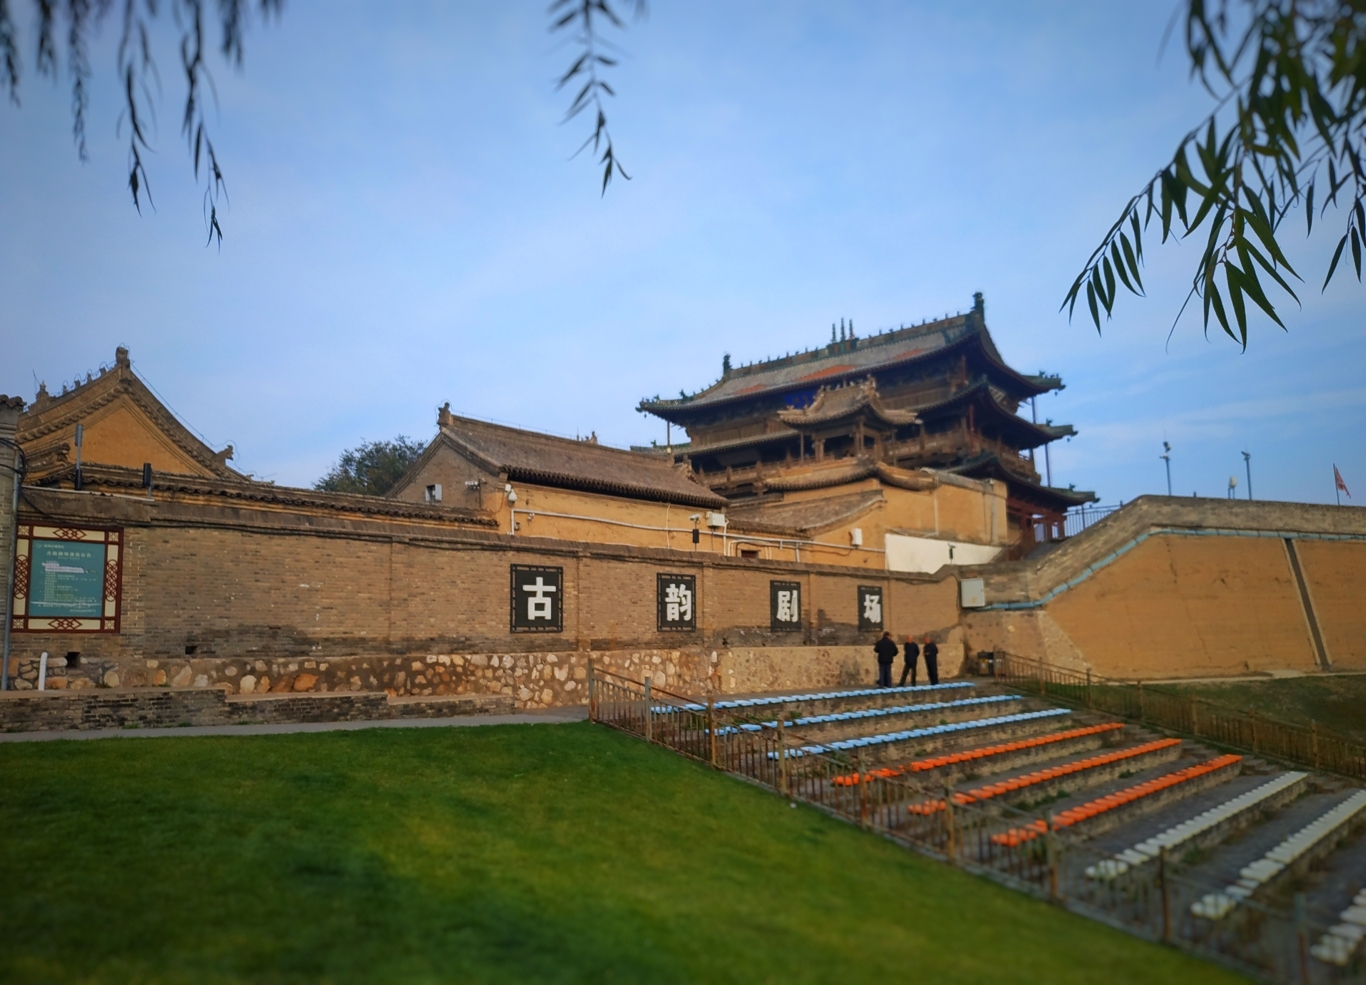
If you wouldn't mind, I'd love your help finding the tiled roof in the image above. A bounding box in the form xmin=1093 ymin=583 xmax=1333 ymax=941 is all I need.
xmin=947 ymin=451 xmax=1097 ymax=507
xmin=19 ymin=347 xmax=241 ymax=480
xmin=776 ymin=378 xmax=920 ymax=429
xmin=728 ymin=490 xmax=883 ymax=536
xmin=34 ymin=463 xmax=498 ymax=526
xmin=640 ymin=300 xmax=1060 ymax=418
xmin=430 ymin=413 xmax=728 ymax=509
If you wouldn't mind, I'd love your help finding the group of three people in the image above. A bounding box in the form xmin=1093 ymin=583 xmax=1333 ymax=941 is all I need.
xmin=873 ymin=632 xmax=938 ymax=689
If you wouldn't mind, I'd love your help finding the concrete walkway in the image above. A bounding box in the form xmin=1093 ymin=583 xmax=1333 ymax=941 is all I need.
xmin=0 ymin=706 xmax=589 ymax=743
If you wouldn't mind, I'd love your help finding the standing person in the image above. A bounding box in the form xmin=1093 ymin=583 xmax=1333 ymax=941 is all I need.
xmin=899 ymin=636 xmax=920 ymax=687
xmin=923 ymin=636 xmax=940 ymax=686
xmin=873 ymin=631 xmax=898 ymax=688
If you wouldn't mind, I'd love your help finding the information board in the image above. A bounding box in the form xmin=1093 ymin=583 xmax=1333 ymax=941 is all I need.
xmin=12 ymin=525 xmax=122 ymax=633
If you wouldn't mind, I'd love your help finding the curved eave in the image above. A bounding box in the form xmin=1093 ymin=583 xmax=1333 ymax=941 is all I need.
xmin=914 ymin=379 xmax=1075 ymax=450
xmin=777 ymin=403 xmax=919 ymax=430
xmin=950 ymin=453 xmax=1097 ymax=509
xmin=639 ymin=329 xmax=1052 ymax=424
xmin=686 ymin=429 xmax=801 ymax=459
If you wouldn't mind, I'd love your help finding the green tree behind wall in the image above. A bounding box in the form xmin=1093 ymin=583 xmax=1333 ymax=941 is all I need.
xmin=314 ymin=437 xmax=426 ymax=497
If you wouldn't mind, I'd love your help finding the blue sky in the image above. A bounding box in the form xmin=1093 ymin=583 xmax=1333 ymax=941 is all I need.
xmin=2 ymin=2 xmax=1362 ymax=505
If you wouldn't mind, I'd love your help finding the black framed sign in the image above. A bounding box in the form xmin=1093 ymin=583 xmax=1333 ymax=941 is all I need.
xmin=657 ymin=573 xmax=697 ymax=632
xmin=510 ymin=565 xmax=564 ymax=633
xmin=858 ymin=585 xmax=884 ymax=632
xmin=12 ymin=525 xmax=122 ymax=633
xmin=769 ymin=580 xmax=802 ymax=632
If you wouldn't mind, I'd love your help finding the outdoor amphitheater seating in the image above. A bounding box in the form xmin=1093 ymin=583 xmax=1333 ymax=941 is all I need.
xmin=991 ymin=755 xmax=1243 ymax=847
xmin=1191 ymin=790 xmax=1366 ymax=920
xmin=1085 ymin=771 xmax=1308 ymax=880
xmin=831 ymin=722 xmax=1125 ymax=786
xmin=780 ymin=707 xmax=1071 ymax=759
xmin=907 ymin=738 xmax=1182 ymax=815
xmin=681 ymin=681 xmax=974 ymax=712
xmin=1312 ymin=889 xmax=1366 ymax=966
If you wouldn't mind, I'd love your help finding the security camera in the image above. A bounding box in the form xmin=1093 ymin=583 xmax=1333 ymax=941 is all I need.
xmin=689 ymin=514 xmax=701 ymax=522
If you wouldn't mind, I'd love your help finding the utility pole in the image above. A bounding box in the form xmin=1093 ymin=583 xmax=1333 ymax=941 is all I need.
xmin=1044 ymin=418 xmax=1053 ymax=487
xmin=1242 ymin=451 xmax=1252 ymax=500
xmin=1161 ymin=442 xmax=1172 ymax=497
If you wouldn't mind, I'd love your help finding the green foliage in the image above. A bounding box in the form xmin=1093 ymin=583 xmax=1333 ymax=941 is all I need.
xmin=1166 ymin=674 xmax=1366 ymax=744
xmin=1067 ymin=0 xmax=1366 ymax=346
xmin=0 ymin=723 xmax=1240 ymax=984
xmin=314 ymin=435 xmax=425 ymax=497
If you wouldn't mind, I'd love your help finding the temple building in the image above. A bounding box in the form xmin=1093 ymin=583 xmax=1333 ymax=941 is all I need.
xmin=639 ymin=294 xmax=1094 ymax=556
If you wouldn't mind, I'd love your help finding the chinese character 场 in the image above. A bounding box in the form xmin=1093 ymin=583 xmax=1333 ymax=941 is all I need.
xmin=776 ymin=589 xmax=798 ymax=623
xmin=664 ymin=582 xmax=692 ymax=622
xmin=522 ymin=576 xmax=557 ymax=621
xmin=863 ymin=592 xmax=881 ymax=624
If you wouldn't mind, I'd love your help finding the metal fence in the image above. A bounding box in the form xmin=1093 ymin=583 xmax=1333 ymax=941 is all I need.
xmin=993 ymin=654 xmax=1366 ymax=782
xmin=1064 ymin=503 xmax=1123 ymax=538
xmin=588 ymin=663 xmax=1366 ymax=984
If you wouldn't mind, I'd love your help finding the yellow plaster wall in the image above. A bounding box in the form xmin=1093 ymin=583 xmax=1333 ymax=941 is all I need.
xmin=63 ymin=400 xmax=211 ymax=476
xmin=1296 ymin=540 xmax=1366 ymax=669
xmin=1045 ymin=535 xmax=1318 ymax=679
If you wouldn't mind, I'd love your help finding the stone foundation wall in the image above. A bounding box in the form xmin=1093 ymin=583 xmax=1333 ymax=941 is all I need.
xmin=0 ymin=687 xmax=512 ymax=733
xmin=5 ymin=643 xmax=959 ymax=711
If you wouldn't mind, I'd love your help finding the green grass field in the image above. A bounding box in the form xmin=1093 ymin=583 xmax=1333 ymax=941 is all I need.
xmin=1164 ymin=673 xmax=1366 ymax=744
xmin=0 ymin=722 xmax=1243 ymax=984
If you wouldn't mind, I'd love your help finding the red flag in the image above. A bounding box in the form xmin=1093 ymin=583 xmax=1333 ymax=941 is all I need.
xmin=1335 ymin=465 xmax=1352 ymax=498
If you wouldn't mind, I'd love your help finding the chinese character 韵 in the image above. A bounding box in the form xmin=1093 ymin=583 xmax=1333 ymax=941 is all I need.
xmin=665 ymin=582 xmax=692 ymax=622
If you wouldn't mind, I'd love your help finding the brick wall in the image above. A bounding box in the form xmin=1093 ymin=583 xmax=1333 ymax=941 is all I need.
xmin=6 ymin=487 xmax=960 ymax=704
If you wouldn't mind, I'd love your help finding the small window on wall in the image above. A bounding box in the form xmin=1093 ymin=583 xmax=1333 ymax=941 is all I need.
xmin=738 ymin=546 xmax=760 ymax=559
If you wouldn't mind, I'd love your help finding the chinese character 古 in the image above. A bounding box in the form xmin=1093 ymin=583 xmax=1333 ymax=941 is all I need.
xmin=522 ymin=576 xmax=557 ymax=621
xmin=863 ymin=593 xmax=882 ymax=623
xmin=776 ymin=589 xmax=798 ymax=623
xmin=665 ymin=582 xmax=693 ymax=622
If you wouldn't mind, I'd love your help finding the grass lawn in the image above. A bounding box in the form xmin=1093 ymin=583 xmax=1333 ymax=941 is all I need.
xmin=1163 ymin=674 xmax=1366 ymax=744
xmin=0 ymin=722 xmax=1244 ymax=985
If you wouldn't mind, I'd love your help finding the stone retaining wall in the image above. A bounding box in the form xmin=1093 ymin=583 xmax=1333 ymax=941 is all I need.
xmin=5 ymin=642 xmax=962 ymax=712
xmin=0 ymin=687 xmax=512 ymax=733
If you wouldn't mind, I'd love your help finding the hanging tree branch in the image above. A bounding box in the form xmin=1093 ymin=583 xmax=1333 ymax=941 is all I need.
xmin=1065 ymin=0 xmax=1366 ymax=348
xmin=1 ymin=0 xmax=281 ymax=245
xmin=549 ymin=0 xmax=645 ymax=195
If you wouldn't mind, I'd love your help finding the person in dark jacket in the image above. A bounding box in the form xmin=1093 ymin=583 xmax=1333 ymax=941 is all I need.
xmin=873 ymin=632 xmax=898 ymax=688
xmin=923 ymin=635 xmax=940 ymax=686
xmin=899 ymin=637 xmax=920 ymax=687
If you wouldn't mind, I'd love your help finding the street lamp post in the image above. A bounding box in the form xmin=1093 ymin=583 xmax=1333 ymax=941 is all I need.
xmin=1242 ymin=451 xmax=1252 ymax=500
xmin=1161 ymin=442 xmax=1172 ymax=497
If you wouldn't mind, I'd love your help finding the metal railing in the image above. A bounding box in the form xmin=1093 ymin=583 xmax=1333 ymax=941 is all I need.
xmin=587 ymin=662 xmax=1366 ymax=984
xmin=1064 ymin=503 xmax=1123 ymax=537
xmin=993 ymin=654 xmax=1366 ymax=782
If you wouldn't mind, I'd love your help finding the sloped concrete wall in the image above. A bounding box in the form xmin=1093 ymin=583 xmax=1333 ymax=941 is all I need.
xmin=1296 ymin=540 xmax=1366 ymax=669
xmin=1044 ymin=534 xmax=1317 ymax=679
